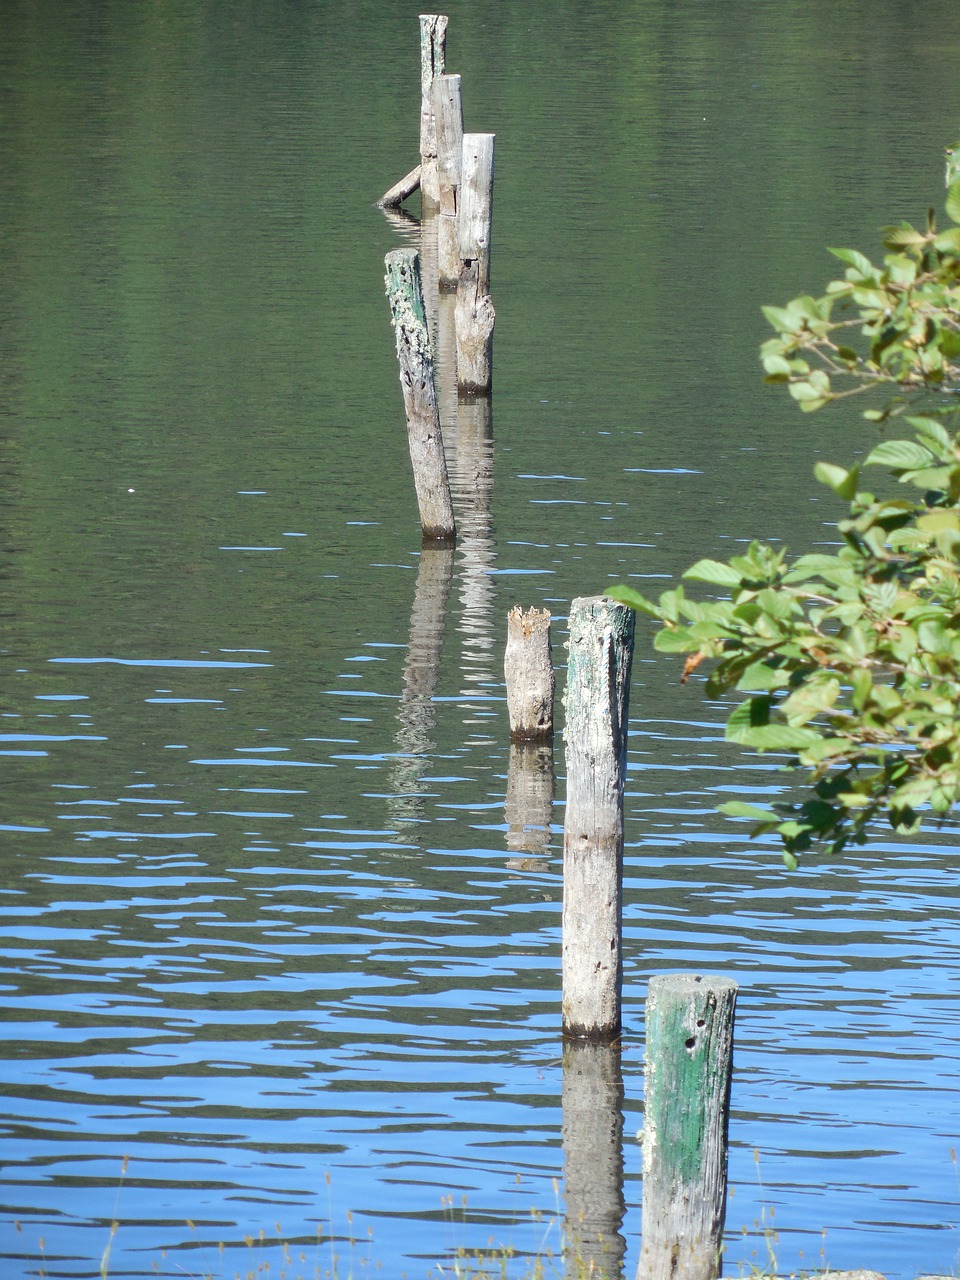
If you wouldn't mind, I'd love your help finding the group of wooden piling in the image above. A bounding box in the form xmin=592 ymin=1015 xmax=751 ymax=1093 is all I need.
xmin=382 ymin=16 xmax=495 ymax=546
xmin=379 ymin=19 xmax=735 ymax=1280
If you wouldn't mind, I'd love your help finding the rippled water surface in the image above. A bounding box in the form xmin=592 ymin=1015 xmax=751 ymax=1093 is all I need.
xmin=3 ymin=3 xmax=960 ymax=1277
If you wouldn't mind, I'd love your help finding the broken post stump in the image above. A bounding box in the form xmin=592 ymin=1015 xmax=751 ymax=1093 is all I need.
xmin=384 ymin=248 xmax=456 ymax=543
xmin=456 ymin=132 xmax=495 ymax=393
xmin=504 ymin=606 xmax=554 ymax=742
xmin=561 ymin=596 xmax=634 ymax=1041
xmin=419 ymin=13 xmax=448 ymax=208
xmin=638 ymin=974 xmax=738 ymax=1280
xmin=433 ymin=73 xmax=464 ymax=286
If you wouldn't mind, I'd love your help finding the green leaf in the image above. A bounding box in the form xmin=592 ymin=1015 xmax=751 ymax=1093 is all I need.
xmin=947 ymin=179 xmax=960 ymax=224
xmin=907 ymin=415 xmax=954 ymax=455
xmin=735 ymin=661 xmax=790 ymax=692
xmin=762 ymin=304 xmax=799 ymax=333
xmin=882 ymin=221 xmax=927 ymax=250
xmin=682 ymin=559 xmax=743 ymax=587
xmin=864 ymin=440 xmax=936 ymax=470
xmin=828 ymin=246 xmax=875 ymax=277
xmin=739 ymin=724 xmax=824 ymax=751
xmin=813 ymin=461 xmax=860 ymax=498
xmin=654 ymin=627 xmax=699 ymax=654
xmin=606 ymin=585 xmax=660 ymax=618
xmin=933 ymin=227 xmax=960 ymax=254
xmin=718 ymin=801 xmax=778 ymax=822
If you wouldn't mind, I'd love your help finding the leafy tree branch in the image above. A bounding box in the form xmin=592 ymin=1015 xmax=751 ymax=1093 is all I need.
xmin=611 ymin=146 xmax=960 ymax=867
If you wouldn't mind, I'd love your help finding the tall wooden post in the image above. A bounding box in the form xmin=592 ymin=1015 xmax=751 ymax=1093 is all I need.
xmin=638 ymin=974 xmax=738 ymax=1280
xmin=561 ymin=596 xmax=634 ymax=1040
xmin=434 ymin=73 xmax=464 ymax=286
xmin=504 ymin=607 xmax=554 ymax=742
xmin=456 ymin=133 xmax=495 ymax=393
xmin=419 ymin=14 xmax=448 ymax=209
xmin=384 ymin=249 xmax=456 ymax=543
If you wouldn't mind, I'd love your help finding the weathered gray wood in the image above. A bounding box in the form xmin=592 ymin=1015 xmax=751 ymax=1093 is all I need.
xmin=378 ymin=164 xmax=422 ymax=209
xmin=561 ymin=596 xmax=634 ymax=1040
xmin=638 ymin=974 xmax=738 ymax=1280
xmin=384 ymin=249 xmax=456 ymax=542
xmin=505 ymin=742 xmax=554 ymax=858
xmin=456 ymin=133 xmax=495 ymax=393
xmin=419 ymin=14 xmax=447 ymax=208
xmin=563 ymin=1041 xmax=627 ymax=1280
xmin=504 ymin=606 xmax=554 ymax=742
xmin=433 ymin=74 xmax=464 ymax=286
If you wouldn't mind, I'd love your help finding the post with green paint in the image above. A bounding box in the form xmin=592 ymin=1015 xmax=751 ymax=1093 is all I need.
xmin=384 ymin=248 xmax=456 ymax=543
xmin=638 ymin=974 xmax=738 ymax=1280
xmin=561 ymin=595 xmax=634 ymax=1041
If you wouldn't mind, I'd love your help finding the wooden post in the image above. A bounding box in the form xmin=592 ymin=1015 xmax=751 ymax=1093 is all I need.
xmin=638 ymin=974 xmax=738 ymax=1280
xmin=504 ymin=607 xmax=554 ymax=742
xmin=433 ymin=74 xmax=464 ymax=286
xmin=419 ymin=14 xmax=447 ymax=209
xmin=562 ymin=1042 xmax=627 ymax=1280
xmin=456 ymin=133 xmax=495 ymax=393
xmin=561 ymin=596 xmax=634 ymax=1041
xmin=384 ymin=249 xmax=456 ymax=543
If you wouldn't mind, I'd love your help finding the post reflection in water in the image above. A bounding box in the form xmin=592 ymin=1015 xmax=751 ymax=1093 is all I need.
xmin=453 ymin=392 xmax=496 ymax=721
xmin=388 ymin=543 xmax=455 ymax=828
xmin=561 ymin=1041 xmax=627 ymax=1280
xmin=505 ymin=741 xmax=555 ymax=867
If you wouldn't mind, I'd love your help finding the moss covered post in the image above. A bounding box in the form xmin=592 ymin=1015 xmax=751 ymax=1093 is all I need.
xmin=561 ymin=596 xmax=634 ymax=1040
xmin=384 ymin=248 xmax=456 ymax=543
xmin=638 ymin=974 xmax=738 ymax=1280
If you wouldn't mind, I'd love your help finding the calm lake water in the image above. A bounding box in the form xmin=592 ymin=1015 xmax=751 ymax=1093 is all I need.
xmin=3 ymin=3 xmax=960 ymax=1277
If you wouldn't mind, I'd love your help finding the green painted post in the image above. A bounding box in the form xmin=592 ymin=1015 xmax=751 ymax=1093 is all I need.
xmin=638 ymin=974 xmax=738 ymax=1280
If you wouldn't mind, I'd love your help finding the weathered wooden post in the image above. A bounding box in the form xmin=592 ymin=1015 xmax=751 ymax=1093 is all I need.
xmin=419 ymin=14 xmax=448 ymax=209
xmin=562 ymin=1041 xmax=627 ymax=1280
xmin=561 ymin=596 xmax=634 ymax=1041
xmin=638 ymin=974 xmax=738 ymax=1280
xmin=433 ymin=73 xmax=464 ymax=285
xmin=384 ymin=248 xmax=456 ymax=543
xmin=504 ymin=607 xmax=554 ymax=742
xmin=456 ymin=133 xmax=495 ymax=393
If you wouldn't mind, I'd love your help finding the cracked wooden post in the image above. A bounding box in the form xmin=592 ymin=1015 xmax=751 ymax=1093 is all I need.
xmin=433 ymin=73 xmax=464 ymax=286
xmin=456 ymin=132 xmax=495 ymax=393
xmin=384 ymin=248 xmax=456 ymax=543
xmin=419 ymin=14 xmax=448 ymax=209
xmin=561 ymin=596 xmax=634 ymax=1041
xmin=638 ymin=974 xmax=738 ymax=1280
xmin=505 ymin=607 xmax=554 ymax=742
